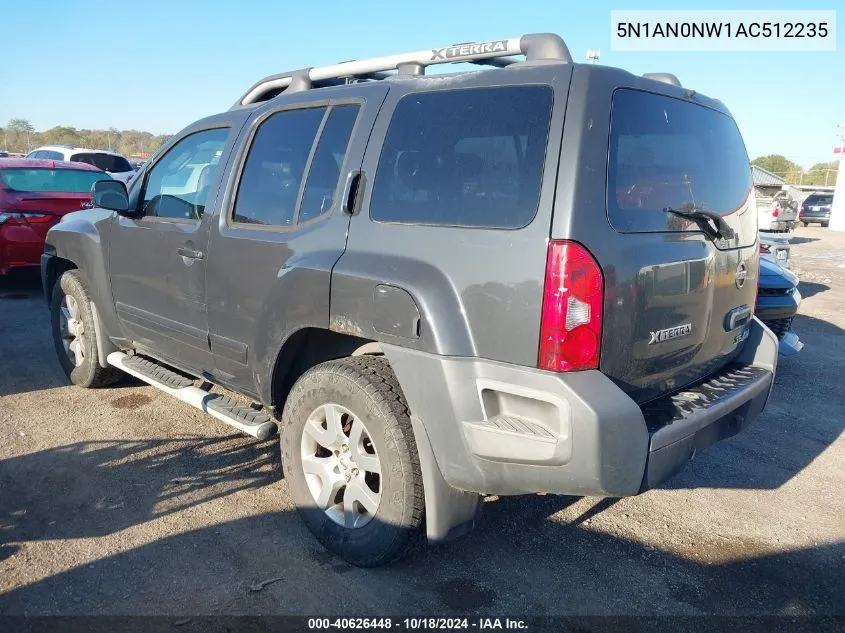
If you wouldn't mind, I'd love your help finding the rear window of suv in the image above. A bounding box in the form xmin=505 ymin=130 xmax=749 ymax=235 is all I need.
xmin=71 ymin=152 xmax=133 ymax=173
xmin=370 ymin=86 xmax=554 ymax=229
xmin=607 ymin=89 xmax=756 ymax=246
xmin=0 ymin=168 xmax=110 ymax=192
xmin=805 ymin=194 xmax=833 ymax=206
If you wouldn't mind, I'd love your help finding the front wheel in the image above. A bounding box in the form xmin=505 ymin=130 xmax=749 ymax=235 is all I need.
xmin=281 ymin=356 xmax=424 ymax=567
xmin=50 ymin=270 xmax=122 ymax=388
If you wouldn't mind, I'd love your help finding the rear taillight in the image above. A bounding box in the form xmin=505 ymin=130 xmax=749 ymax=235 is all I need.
xmin=800 ymin=205 xmax=806 ymax=216
xmin=539 ymin=240 xmax=604 ymax=372
xmin=0 ymin=212 xmax=51 ymax=225
xmin=772 ymin=207 xmax=780 ymax=218
xmin=759 ymin=244 xmax=771 ymax=254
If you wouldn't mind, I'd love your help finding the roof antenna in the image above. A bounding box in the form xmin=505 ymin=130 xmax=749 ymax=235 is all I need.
xmin=586 ymin=49 xmax=601 ymax=64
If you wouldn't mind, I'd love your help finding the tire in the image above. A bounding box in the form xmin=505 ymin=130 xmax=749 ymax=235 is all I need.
xmin=50 ymin=270 xmax=122 ymax=388
xmin=801 ymin=222 xmax=808 ymax=227
xmin=822 ymin=222 xmax=829 ymax=228
xmin=281 ymin=355 xmax=424 ymax=567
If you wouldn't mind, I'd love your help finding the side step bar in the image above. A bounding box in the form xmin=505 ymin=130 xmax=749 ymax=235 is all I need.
xmin=107 ymin=352 xmax=277 ymax=441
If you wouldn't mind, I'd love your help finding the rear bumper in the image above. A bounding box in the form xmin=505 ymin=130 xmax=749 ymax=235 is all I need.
xmin=800 ymin=213 xmax=830 ymax=222
xmin=639 ymin=364 xmax=771 ymax=490
xmin=0 ymin=224 xmax=44 ymax=275
xmin=384 ymin=317 xmax=777 ymax=498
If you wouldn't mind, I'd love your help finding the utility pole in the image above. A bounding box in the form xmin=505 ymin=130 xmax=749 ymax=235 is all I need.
xmin=830 ymin=124 xmax=845 ymax=232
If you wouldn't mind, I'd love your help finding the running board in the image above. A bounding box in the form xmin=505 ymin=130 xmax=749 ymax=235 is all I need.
xmin=107 ymin=352 xmax=277 ymax=441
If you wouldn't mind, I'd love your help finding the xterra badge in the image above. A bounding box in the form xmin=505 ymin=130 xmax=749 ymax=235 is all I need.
xmin=649 ymin=323 xmax=692 ymax=345
xmin=431 ymin=40 xmax=508 ymax=60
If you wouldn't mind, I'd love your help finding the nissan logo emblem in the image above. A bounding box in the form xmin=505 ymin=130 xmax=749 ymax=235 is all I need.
xmin=736 ymin=261 xmax=747 ymax=289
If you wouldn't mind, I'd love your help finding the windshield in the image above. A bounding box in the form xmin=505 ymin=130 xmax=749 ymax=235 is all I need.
xmin=607 ymin=89 xmax=756 ymax=247
xmin=0 ymin=168 xmax=111 ymax=193
xmin=70 ymin=153 xmax=133 ymax=173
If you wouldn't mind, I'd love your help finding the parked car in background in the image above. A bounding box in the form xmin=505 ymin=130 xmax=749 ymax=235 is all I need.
xmin=759 ymin=231 xmax=791 ymax=268
xmin=26 ymin=146 xmax=136 ymax=184
xmin=756 ymin=257 xmax=803 ymax=355
xmin=0 ymin=159 xmax=110 ymax=276
xmin=799 ymin=192 xmax=833 ymax=227
xmin=0 ymin=152 xmax=8 ymax=158
xmin=756 ymin=188 xmax=797 ymax=232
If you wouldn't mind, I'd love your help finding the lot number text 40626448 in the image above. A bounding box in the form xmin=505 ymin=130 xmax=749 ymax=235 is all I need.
xmin=307 ymin=618 xmax=528 ymax=630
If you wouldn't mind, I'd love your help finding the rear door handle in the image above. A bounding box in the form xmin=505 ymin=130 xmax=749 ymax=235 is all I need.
xmin=177 ymin=246 xmax=205 ymax=260
xmin=341 ymin=170 xmax=363 ymax=215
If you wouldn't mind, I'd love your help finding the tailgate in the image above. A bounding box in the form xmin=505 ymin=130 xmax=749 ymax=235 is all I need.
xmin=599 ymin=88 xmax=759 ymax=404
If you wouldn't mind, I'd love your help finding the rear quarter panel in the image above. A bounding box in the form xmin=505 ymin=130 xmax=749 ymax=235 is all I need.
xmin=331 ymin=65 xmax=573 ymax=367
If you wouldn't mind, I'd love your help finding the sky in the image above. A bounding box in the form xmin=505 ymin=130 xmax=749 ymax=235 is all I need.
xmin=1 ymin=0 xmax=841 ymax=167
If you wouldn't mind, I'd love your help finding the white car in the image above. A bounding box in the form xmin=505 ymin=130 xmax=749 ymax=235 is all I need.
xmin=25 ymin=146 xmax=136 ymax=184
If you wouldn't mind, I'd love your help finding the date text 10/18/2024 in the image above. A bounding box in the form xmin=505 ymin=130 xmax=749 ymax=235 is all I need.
xmin=308 ymin=618 xmax=529 ymax=630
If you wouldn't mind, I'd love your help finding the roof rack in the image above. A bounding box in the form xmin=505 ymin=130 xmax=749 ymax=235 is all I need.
xmin=235 ymin=33 xmax=571 ymax=107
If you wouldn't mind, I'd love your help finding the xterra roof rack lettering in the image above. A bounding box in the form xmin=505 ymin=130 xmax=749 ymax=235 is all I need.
xmin=42 ymin=32 xmax=777 ymax=567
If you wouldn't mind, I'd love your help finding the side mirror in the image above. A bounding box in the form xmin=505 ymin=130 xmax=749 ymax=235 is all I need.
xmin=92 ymin=179 xmax=131 ymax=214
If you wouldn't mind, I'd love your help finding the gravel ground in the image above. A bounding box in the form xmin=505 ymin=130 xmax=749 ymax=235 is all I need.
xmin=0 ymin=226 xmax=842 ymax=617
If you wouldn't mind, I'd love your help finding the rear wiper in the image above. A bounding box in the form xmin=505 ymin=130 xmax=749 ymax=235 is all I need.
xmin=664 ymin=206 xmax=735 ymax=241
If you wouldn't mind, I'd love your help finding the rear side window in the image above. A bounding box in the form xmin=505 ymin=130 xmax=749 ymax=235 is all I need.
xmin=233 ymin=108 xmax=326 ymax=226
xmin=233 ymin=104 xmax=359 ymax=227
xmin=71 ymin=152 xmax=132 ymax=173
xmin=30 ymin=150 xmax=64 ymax=160
xmin=299 ymin=105 xmax=360 ymax=223
xmin=0 ymin=168 xmax=110 ymax=192
xmin=608 ymin=89 xmax=756 ymax=246
xmin=370 ymin=86 xmax=554 ymax=229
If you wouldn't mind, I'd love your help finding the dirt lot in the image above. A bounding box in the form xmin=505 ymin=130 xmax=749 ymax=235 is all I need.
xmin=0 ymin=226 xmax=843 ymax=617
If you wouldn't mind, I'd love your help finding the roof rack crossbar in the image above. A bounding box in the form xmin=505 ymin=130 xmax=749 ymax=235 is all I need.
xmin=236 ymin=32 xmax=571 ymax=106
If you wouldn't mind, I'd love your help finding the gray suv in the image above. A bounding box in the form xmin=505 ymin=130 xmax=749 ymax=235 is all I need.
xmin=41 ymin=33 xmax=778 ymax=566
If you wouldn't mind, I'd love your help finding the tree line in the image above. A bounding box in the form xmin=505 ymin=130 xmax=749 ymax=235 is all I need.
xmin=2 ymin=118 xmax=170 ymax=158
xmin=752 ymin=154 xmax=839 ymax=187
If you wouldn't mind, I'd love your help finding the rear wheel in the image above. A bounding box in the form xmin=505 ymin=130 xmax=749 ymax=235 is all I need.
xmin=50 ymin=270 xmax=122 ymax=388
xmin=801 ymin=221 xmax=808 ymax=227
xmin=822 ymin=222 xmax=829 ymax=228
xmin=281 ymin=356 xmax=424 ymax=567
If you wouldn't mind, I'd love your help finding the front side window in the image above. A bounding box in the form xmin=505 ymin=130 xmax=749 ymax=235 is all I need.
xmin=369 ymin=86 xmax=554 ymax=229
xmin=141 ymin=128 xmax=229 ymax=220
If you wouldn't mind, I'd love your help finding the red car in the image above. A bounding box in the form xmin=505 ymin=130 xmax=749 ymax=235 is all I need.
xmin=0 ymin=159 xmax=110 ymax=276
